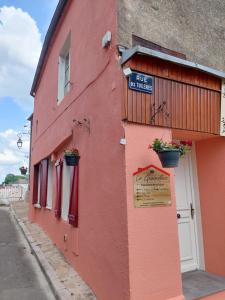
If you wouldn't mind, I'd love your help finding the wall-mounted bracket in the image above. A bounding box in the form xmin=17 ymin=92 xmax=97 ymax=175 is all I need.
xmin=150 ymin=101 xmax=170 ymax=124
xmin=73 ymin=118 xmax=90 ymax=134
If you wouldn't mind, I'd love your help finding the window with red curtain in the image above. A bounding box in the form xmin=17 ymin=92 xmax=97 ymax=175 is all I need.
xmin=68 ymin=165 xmax=79 ymax=227
xmin=55 ymin=160 xmax=63 ymax=218
xmin=32 ymin=164 xmax=39 ymax=205
xmin=40 ymin=159 xmax=48 ymax=207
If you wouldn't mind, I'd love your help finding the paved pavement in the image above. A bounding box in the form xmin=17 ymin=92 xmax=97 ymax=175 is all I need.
xmin=11 ymin=201 xmax=96 ymax=300
xmin=0 ymin=207 xmax=55 ymax=300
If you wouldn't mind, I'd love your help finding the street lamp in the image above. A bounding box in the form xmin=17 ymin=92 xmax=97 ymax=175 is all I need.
xmin=17 ymin=137 xmax=23 ymax=150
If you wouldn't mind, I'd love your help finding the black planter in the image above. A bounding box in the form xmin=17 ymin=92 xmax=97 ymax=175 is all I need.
xmin=20 ymin=169 xmax=27 ymax=175
xmin=157 ymin=150 xmax=181 ymax=168
xmin=65 ymin=155 xmax=80 ymax=166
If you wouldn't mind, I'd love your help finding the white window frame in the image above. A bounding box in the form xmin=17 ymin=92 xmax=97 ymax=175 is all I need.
xmin=46 ymin=160 xmax=53 ymax=210
xmin=57 ymin=33 xmax=71 ymax=102
xmin=61 ymin=162 xmax=71 ymax=221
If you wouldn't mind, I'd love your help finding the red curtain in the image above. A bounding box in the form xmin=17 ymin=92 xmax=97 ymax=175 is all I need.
xmin=32 ymin=164 xmax=39 ymax=204
xmin=55 ymin=160 xmax=63 ymax=218
xmin=40 ymin=159 xmax=48 ymax=207
xmin=68 ymin=165 xmax=79 ymax=227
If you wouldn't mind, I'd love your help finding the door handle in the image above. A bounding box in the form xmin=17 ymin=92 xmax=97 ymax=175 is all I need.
xmin=190 ymin=203 xmax=195 ymax=219
xmin=177 ymin=213 xmax=181 ymax=219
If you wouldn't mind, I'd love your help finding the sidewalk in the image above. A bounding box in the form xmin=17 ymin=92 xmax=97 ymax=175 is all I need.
xmin=10 ymin=201 xmax=96 ymax=300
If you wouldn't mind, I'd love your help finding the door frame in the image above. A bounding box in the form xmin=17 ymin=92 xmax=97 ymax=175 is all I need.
xmin=175 ymin=142 xmax=205 ymax=272
xmin=189 ymin=142 xmax=205 ymax=271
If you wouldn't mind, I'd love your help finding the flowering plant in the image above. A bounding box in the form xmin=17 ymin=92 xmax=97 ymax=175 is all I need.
xmin=19 ymin=166 xmax=27 ymax=171
xmin=64 ymin=148 xmax=79 ymax=156
xmin=149 ymin=139 xmax=192 ymax=156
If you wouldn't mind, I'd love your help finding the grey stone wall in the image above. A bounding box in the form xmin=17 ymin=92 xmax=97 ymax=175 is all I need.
xmin=118 ymin=0 xmax=225 ymax=72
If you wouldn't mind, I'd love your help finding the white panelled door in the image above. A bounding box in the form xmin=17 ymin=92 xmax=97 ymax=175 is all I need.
xmin=174 ymin=151 xmax=199 ymax=273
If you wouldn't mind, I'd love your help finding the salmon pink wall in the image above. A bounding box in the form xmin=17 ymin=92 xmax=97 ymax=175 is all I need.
xmin=196 ymin=137 xmax=225 ymax=277
xmin=29 ymin=1 xmax=130 ymax=300
xmin=124 ymin=123 xmax=184 ymax=300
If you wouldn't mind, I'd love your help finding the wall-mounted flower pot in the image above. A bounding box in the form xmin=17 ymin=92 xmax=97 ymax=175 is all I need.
xmin=65 ymin=155 xmax=80 ymax=166
xmin=20 ymin=168 xmax=27 ymax=175
xmin=157 ymin=150 xmax=180 ymax=168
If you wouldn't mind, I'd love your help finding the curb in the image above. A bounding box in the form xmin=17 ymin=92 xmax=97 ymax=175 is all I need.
xmin=10 ymin=205 xmax=73 ymax=300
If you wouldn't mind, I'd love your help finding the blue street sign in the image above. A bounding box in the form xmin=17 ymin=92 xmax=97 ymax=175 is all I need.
xmin=128 ymin=71 xmax=153 ymax=94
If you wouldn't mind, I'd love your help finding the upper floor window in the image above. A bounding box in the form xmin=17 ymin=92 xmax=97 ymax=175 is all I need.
xmin=58 ymin=33 xmax=71 ymax=102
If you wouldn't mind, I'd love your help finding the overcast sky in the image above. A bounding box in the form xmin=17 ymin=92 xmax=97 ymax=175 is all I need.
xmin=0 ymin=0 xmax=58 ymax=182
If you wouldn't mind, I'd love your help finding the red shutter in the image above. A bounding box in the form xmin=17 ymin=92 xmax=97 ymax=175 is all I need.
xmin=68 ymin=165 xmax=79 ymax=227
xmin=40 ymin=159 xmax=48 ymax=207
xmin=55 ymin=160 xmax=63 ymax=218
xmin=32 ymin=164 xmax=39 ymax=204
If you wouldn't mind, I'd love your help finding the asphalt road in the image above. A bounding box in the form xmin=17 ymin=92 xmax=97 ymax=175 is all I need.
xmin=0 ymin=207 xmax=56 ymax=300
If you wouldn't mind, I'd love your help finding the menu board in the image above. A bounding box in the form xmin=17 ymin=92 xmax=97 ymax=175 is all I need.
xmin=133 ymin=165 xmax=172 ymax=208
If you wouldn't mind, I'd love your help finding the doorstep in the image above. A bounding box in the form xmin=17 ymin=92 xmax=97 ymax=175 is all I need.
xmin=182 ymin=270 xmax=225 ymax=300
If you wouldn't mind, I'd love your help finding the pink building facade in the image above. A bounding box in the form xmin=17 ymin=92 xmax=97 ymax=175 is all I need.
xmin=30 ymin=1 xmax=225 ymax=299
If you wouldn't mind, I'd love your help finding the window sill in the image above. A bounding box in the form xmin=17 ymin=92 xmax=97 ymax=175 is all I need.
xmin=45 ymin=206 xmax=52 ymax=210
xmin=34 ymin=204 xmax=41 ymax=209
xmin=57 ymin=98 xmax=63 ymax=105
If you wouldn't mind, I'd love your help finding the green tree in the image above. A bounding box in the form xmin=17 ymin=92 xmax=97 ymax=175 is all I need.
xmin=3 ymin=174 xmax=26 ymax=185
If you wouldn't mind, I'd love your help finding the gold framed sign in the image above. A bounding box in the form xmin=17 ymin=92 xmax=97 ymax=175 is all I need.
xmin=133 ymin=165 xmax=171 ymax=208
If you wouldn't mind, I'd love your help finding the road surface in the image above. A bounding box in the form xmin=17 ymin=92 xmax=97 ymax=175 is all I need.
xmin=0 ymin=207 xmax=56 ymax=300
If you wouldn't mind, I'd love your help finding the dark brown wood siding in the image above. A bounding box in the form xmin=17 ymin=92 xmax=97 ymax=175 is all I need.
xmin=123 ymin=56 xmax=221 ymax=135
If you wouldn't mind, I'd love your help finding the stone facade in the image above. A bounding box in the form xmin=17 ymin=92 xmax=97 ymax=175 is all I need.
xmin=118 ymin=0 xmax=225 ymax=71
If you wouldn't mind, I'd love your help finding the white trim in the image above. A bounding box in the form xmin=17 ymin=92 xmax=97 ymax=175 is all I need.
xmin=61 ymin=162 xmax=71 ymax=221
xmin=57 ymin=33 xmax=71 ymax=102
xmin=45 ymin=206 xmax=52 ymax=210
xmin=46 ymin=160 xmax=53 ymax=209
xmin=190 ymin=143 xmax=205 ymax=270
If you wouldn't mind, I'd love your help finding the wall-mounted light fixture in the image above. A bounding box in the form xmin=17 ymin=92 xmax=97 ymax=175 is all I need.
xmin=102 ymin=31 xmax=112 ymax=48
xmin=16 ymin=124 xmax=31 ymax=150
xmin=123 ymin=67 xmax=132 ymax=77
xmin=17 ymin=137 xmax=23 ymax=150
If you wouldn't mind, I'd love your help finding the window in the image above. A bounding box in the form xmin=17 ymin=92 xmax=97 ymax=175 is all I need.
xmin=61 ymin=162 xmax=71 ymax=221
xmin=64 ymin=53 xmax=70 ymax=95
xmin=53 ymin=156 xmax=79 ymax=227
xmin=33 ymin=163 xmax=41 ymax=208
xmin=37 ymin=166 xmax=41 ymax=206
xmin=46 ymin=160 xmax=53 ymax=209
xmin=68 ymin=165 xmax=79 ymax=227
xmin=33 ymin=159 xmax=49 ymax=208
xmin=57 ymin=33 xmax=71 ymax=102
xmin=55 ymin=160 xmax=63 ymax=218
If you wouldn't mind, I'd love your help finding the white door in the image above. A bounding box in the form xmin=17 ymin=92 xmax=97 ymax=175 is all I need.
xmin=174 ymin=150 xmax=200 ymax=273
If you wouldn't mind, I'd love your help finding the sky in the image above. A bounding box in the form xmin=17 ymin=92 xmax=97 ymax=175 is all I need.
xmin=0 ymin=0 xmax=58 ymax=182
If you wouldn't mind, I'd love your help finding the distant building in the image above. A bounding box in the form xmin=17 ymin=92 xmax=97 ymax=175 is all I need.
xmin=29 ymin=1 xmax=225 ymax=299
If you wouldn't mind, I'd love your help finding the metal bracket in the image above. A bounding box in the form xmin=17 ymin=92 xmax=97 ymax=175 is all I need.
xmin=150 ymin=101 xmax=170 ymax=124
xmin=73 ymin=118 xmax=90 ymax=134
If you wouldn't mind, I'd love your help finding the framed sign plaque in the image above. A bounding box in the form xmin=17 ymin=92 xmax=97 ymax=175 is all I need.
xmin=128 ymin=71 xmax=153 ymax=94
xmin=133 ymin=165 xmax=171 ymax=208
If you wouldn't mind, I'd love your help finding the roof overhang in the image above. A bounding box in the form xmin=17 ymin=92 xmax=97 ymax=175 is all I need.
xmin=30 ymin=0 xmax=69 ymax=97
xmin=120 ymin=45 xmax=225 ymax=79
